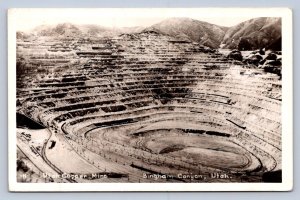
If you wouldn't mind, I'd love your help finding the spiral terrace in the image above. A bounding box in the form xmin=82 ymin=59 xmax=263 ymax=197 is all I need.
xmin=16 ymin=30 xmax=282 ymax=183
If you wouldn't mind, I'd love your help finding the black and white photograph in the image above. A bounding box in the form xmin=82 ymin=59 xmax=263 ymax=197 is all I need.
xmin=8 ymin=8 xmax=293 ymax=191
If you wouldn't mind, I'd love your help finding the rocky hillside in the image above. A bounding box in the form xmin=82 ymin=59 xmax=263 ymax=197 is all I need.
xmin=147 ymin=17 xmax=281 ymax=50
xmin=147 ymin=17 xmax=228 ymax=49
xmin=221 ymin=17 xmax=281 ymax=50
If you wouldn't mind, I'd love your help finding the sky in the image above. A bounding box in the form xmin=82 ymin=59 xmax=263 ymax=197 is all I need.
xmin=9 ymin=8 xmax=281 ymax=31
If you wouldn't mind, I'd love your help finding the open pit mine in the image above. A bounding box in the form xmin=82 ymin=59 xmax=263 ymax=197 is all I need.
xmin=16 ymin=29 xmax=282 ymax=183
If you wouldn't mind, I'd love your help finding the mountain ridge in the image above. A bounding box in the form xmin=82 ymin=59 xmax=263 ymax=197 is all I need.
xmin=18 ymin=17 xmax=281 ymax=50
xmin=145 ymin=17 xmax=228 ymax=49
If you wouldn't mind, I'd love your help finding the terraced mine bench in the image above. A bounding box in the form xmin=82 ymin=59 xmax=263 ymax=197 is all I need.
xmin=16 ymin=30 xmax=282 ymax=183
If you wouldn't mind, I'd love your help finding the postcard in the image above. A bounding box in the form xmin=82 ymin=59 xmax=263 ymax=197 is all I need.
xmin=8 ymin=8 xmax=293 ymax=191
